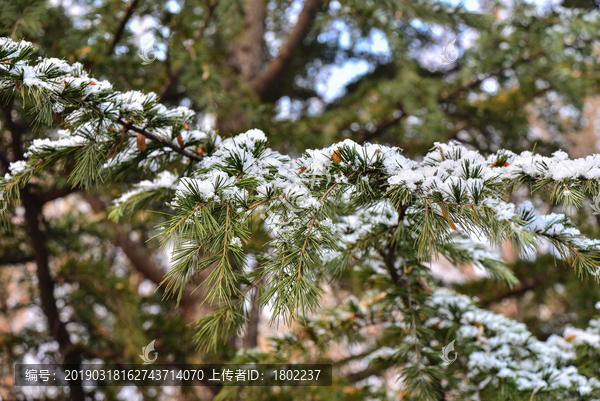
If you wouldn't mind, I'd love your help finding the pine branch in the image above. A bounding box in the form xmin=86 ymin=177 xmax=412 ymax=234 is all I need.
xmin=116 ymin=118 xmax=204 ymax=161
xmin=86 ymin=194 xmax=211 ymax=319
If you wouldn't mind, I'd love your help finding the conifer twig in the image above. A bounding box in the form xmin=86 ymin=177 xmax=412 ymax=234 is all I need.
xmin=116 ymin=118 xmax=204 ymax=161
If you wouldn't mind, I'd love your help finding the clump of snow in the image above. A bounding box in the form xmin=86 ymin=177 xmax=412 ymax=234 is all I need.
xmin=8 ymin=160 xmax=28 ymax=175
xmin=114 ymin=171 xmax=179 ymax=206
xmin=483 ymin=198 xmax=516 ymax=221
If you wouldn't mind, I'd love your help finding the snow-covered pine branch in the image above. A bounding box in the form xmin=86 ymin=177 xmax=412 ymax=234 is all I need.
xmin=0 ymin=37 xmax=207 ymax=200
xmin=3 ymin=36 xmax=600 ymax=400
xmin=227 ymin=288 xmax=600 ymax=400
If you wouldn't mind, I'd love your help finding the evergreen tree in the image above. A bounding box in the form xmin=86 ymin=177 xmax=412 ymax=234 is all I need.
xmin=1 ymin=0 xmax=600 ymax=400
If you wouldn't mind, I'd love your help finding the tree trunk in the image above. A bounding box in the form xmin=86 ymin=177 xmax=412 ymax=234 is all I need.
xmin=218 ymin=0 xmax=266 ymax=134
xmin=21 ymin=186 xmax=85 ymax=401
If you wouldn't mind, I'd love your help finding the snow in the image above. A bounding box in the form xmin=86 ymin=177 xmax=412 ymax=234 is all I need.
xmin=6 ymin=36 xmax=597 ymax=251
xmin=100 ymin=131 xmax=600 ymax=278
xmin=3 ymin=38 xmax=600 ymax=379
xmin=0 ymin=37 xmax=199 ymax=173
xmin=26 ymin=130 xmax=89 ymax=157
xmin=426 ymin=288 xmax=600 ymax=396
xmin=114 ymin=171 xmax=179 ymax=205
xmin=482 ymin=198 xmax=516 ymax=221
xmin=22 ymin=65 xmax=42 ymax=87
xmin=176 ymin=176 xmax=218 ymax=201
xmin=269 ymin=287 xmax=600 ymax=397
xmin=8 ymin=160 xmax=28 ymax=175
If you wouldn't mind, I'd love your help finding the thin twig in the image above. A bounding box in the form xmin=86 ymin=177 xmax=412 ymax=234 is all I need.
xmin=297 ymin=182 xmax=338 ymax=280
xmin=108 ymin=0 xmax=143 ymax=55
xmin=405 ymin=260 xmax=423 ymax=376
xmin=10 ymin=7 xmax=29 ymax=39
xmin=160 ymin=1 xmax=218 ymax=97
xmin=117 ymin=118 xmax=204 ymax=162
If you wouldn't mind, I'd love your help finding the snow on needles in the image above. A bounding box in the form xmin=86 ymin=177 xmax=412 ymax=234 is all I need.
xmin=106 ymin=131 xmax=600 ymax=272
xmin=0 ymin=38 xmax=198 ymax=177
xmin=2 ymin=34 xmax=600 ymax=279
xmin=427 ymin=289 xmax=600 ymax=397
xmin=114 ymin=171 xmax=179 ymax=205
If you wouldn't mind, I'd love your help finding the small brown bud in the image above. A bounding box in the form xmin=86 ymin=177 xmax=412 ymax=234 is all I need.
xmin=332 ymin=149 xmax=341 ymax=163
xmin=136 ymin=133 xmax=147 ymax=152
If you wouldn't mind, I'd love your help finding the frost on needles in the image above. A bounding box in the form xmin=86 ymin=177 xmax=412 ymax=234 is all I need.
xmin=2 ymin=37 xmax=600 ymax=400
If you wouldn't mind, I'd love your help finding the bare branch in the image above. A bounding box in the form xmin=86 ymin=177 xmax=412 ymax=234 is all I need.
xmin=360 ymin=103 xmax=407 ymax=143
xmin=159 ymin=1 xmax=218 ymax=98
xmin=41 ymin=186 xmax=78 ymax=204
xmin=107 ymin=0 xmax=143 ymax=55
xmin=195 ymin=0 xmax=219 ymax=40
xmin=1 ymin=103 xmax=25 ymax=159
xmin=249 ymin=0 xmax=322 ymax=99
xmin=479 ymin=277 xmax=546 ymax=307
xmin=159 ymin=67 xmax=182 ymax=99
xmin=0 ymin=254 xmax=34 ymax=265
xmin=357 ymin=48 xmax=547 ymax=143
xmin=438 ymin=48 xmax=545 ymax=103
xmin=0 ymin=148 xmax=9 ymax=173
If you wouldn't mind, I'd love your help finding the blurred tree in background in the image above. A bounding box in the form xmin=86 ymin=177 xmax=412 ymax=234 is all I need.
xmin=1 ymin=0 xmax=600 ymax=399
